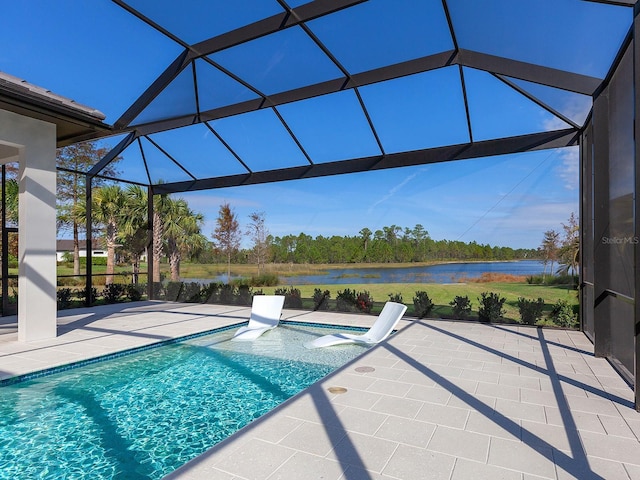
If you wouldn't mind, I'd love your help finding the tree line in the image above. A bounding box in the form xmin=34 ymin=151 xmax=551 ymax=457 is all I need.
xmin=0 ymin=141 xmax=568 ymax=286
xmin=210 ymin=207 xmax=539 ymax=267
xmin=266 ymin=229 xmax=537 ymax=265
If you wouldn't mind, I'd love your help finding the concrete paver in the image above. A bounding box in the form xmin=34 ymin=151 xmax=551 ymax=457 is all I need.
xmin=0 ymin=301 xmax=638 ymax=480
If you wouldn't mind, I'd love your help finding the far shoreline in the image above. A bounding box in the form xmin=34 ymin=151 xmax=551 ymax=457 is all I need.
xmin=178 ymin=258 xmax=543 ymax=280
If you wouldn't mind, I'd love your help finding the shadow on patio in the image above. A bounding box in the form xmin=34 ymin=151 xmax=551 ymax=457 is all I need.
xmin=169 ymin=315 xmax=640 ymax=480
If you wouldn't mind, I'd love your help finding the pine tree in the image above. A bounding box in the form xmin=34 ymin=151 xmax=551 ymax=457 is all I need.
xmin=212 ymin=203 xmax=241 ymax=283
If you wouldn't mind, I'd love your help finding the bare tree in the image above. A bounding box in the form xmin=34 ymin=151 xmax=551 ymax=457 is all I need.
xmin=246 ymin=211 xmax=270 ymax=274
xmin=212 ymin=202 xmax=241 ymax=283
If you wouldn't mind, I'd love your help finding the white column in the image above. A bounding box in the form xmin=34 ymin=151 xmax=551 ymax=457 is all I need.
xmin=0 ymin=109 xmax=57 ymax=341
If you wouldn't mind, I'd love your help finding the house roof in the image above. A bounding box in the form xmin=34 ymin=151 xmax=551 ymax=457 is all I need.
xmin=0 ymin=72 xmax=111 ymax=147
xmin=56 ymin=239 xmax=103 ymax=251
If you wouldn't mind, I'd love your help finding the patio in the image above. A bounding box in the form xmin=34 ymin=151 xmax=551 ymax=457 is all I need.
xmin=0 ymin=303 xmax=637 ymax=479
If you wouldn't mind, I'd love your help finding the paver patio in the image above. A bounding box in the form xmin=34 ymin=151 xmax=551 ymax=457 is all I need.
xmin=0 ymin=302 xmax=638 ymax=479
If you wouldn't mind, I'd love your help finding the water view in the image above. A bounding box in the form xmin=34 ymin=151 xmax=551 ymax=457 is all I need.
xmin=197 ymin=260 xmax=546 ymax=285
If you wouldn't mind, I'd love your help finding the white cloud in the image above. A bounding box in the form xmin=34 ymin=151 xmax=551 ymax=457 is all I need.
xmin=556 ymin=147 xmax=579 ymax=191
xmin=367 ymin=169 xmax=425 ymax=214
xmin=542 ymin=95 xmax=592 ymax=131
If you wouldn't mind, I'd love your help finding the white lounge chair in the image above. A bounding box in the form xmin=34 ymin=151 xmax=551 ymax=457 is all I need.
xmin=232 ymin=295 xmax=285 ymax=341
xmin=303 ymin=301 xmax=407 ymax=349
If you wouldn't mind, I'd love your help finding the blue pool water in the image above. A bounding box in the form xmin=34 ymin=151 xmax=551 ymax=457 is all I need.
xmin=0 ymin=323 xmax=368 ymax=479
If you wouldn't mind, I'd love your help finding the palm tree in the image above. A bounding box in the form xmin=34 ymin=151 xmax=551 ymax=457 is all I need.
xmin=92 ymin=185 xmax=127 ymax=284
xmin=163 ymin=197 xmax=207 ymax=281
xmin=117 ymin=187 xmax=207 ymax=284
xmin=75 ymin=184 xmax=127 ymax=284
xmin=540 ymin=229 xmax=560 ymax=282
xmin=119 ymin=185 xmax=149 ymax=284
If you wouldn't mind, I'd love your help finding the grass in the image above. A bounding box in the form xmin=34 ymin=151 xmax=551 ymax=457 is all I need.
xmin=51 ymin=261 xmax=577 ymax=325
xmin=165 ymin=261 xmax=496 ymax=279
xmin=259 ymin=282 xmax=578 ymax=323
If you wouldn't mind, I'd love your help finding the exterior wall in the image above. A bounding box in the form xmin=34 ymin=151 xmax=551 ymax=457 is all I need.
xmin=0 ymin=109 xmax=57 ymax=341
xmin=56 ymin=249 xmax=108 ymax=262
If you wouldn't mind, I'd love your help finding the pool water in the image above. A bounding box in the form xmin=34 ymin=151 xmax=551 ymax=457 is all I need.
xmin=0 ymin=323 xmax=368 ymax=479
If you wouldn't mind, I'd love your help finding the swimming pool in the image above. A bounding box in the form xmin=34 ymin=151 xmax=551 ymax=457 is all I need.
xmin=0 ymin=322 xmax=369 ymax=479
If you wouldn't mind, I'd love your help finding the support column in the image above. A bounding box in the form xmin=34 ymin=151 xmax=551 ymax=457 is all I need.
xmin=591 ymin=93 xmax=611 ymax=359
xmin=633 ymin=7 xmax=640 ymax=412
xmin=85 ymin=175 xmax=93 ymax=307
xmin=147 ymin=185 xmax=154 ymax=300
xmin=0 ymin=109 xmax=57 ymax=341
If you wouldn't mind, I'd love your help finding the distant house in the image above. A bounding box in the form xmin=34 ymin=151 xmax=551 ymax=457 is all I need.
xmin=56 ymin=239 xmax=107 ymax=262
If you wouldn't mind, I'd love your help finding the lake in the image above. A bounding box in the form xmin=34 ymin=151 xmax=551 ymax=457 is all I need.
xmin=194 ymin=260 xmax=546 ymax=285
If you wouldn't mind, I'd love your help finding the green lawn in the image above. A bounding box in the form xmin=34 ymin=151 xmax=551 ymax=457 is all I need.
xmin=259 ymin=282 xmax=578 ymax=323
xmin=52 ymin=261 xmax=578 ymax=324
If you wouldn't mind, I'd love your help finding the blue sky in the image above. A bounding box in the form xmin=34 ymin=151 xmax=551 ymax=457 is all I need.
xmin=176 ymin=147 xmax=579 ymax=249
xmin=0 ymin=1 xmax=632 ymax=249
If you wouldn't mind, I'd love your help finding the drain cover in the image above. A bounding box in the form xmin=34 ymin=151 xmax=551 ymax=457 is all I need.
xmin=355 ymin=366 xmax=375 ymax=373
xmin=328 ymin=386 xmax=348 ymax=394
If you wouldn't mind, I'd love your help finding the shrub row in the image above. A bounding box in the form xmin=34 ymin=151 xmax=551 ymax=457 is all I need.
xmin=526 ymin=274 xmax=578 ymax=286
xmin=56 ymin=283 xmax=144 ymax=309
xmin=56 ymin=280 xmax=579 ymax=329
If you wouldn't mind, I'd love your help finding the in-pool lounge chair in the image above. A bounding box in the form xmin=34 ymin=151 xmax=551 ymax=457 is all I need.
xmin=232 ymin=295 xmax=285 ymax=341
xmin=304 ymin=301 xmax=407 ymax=349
